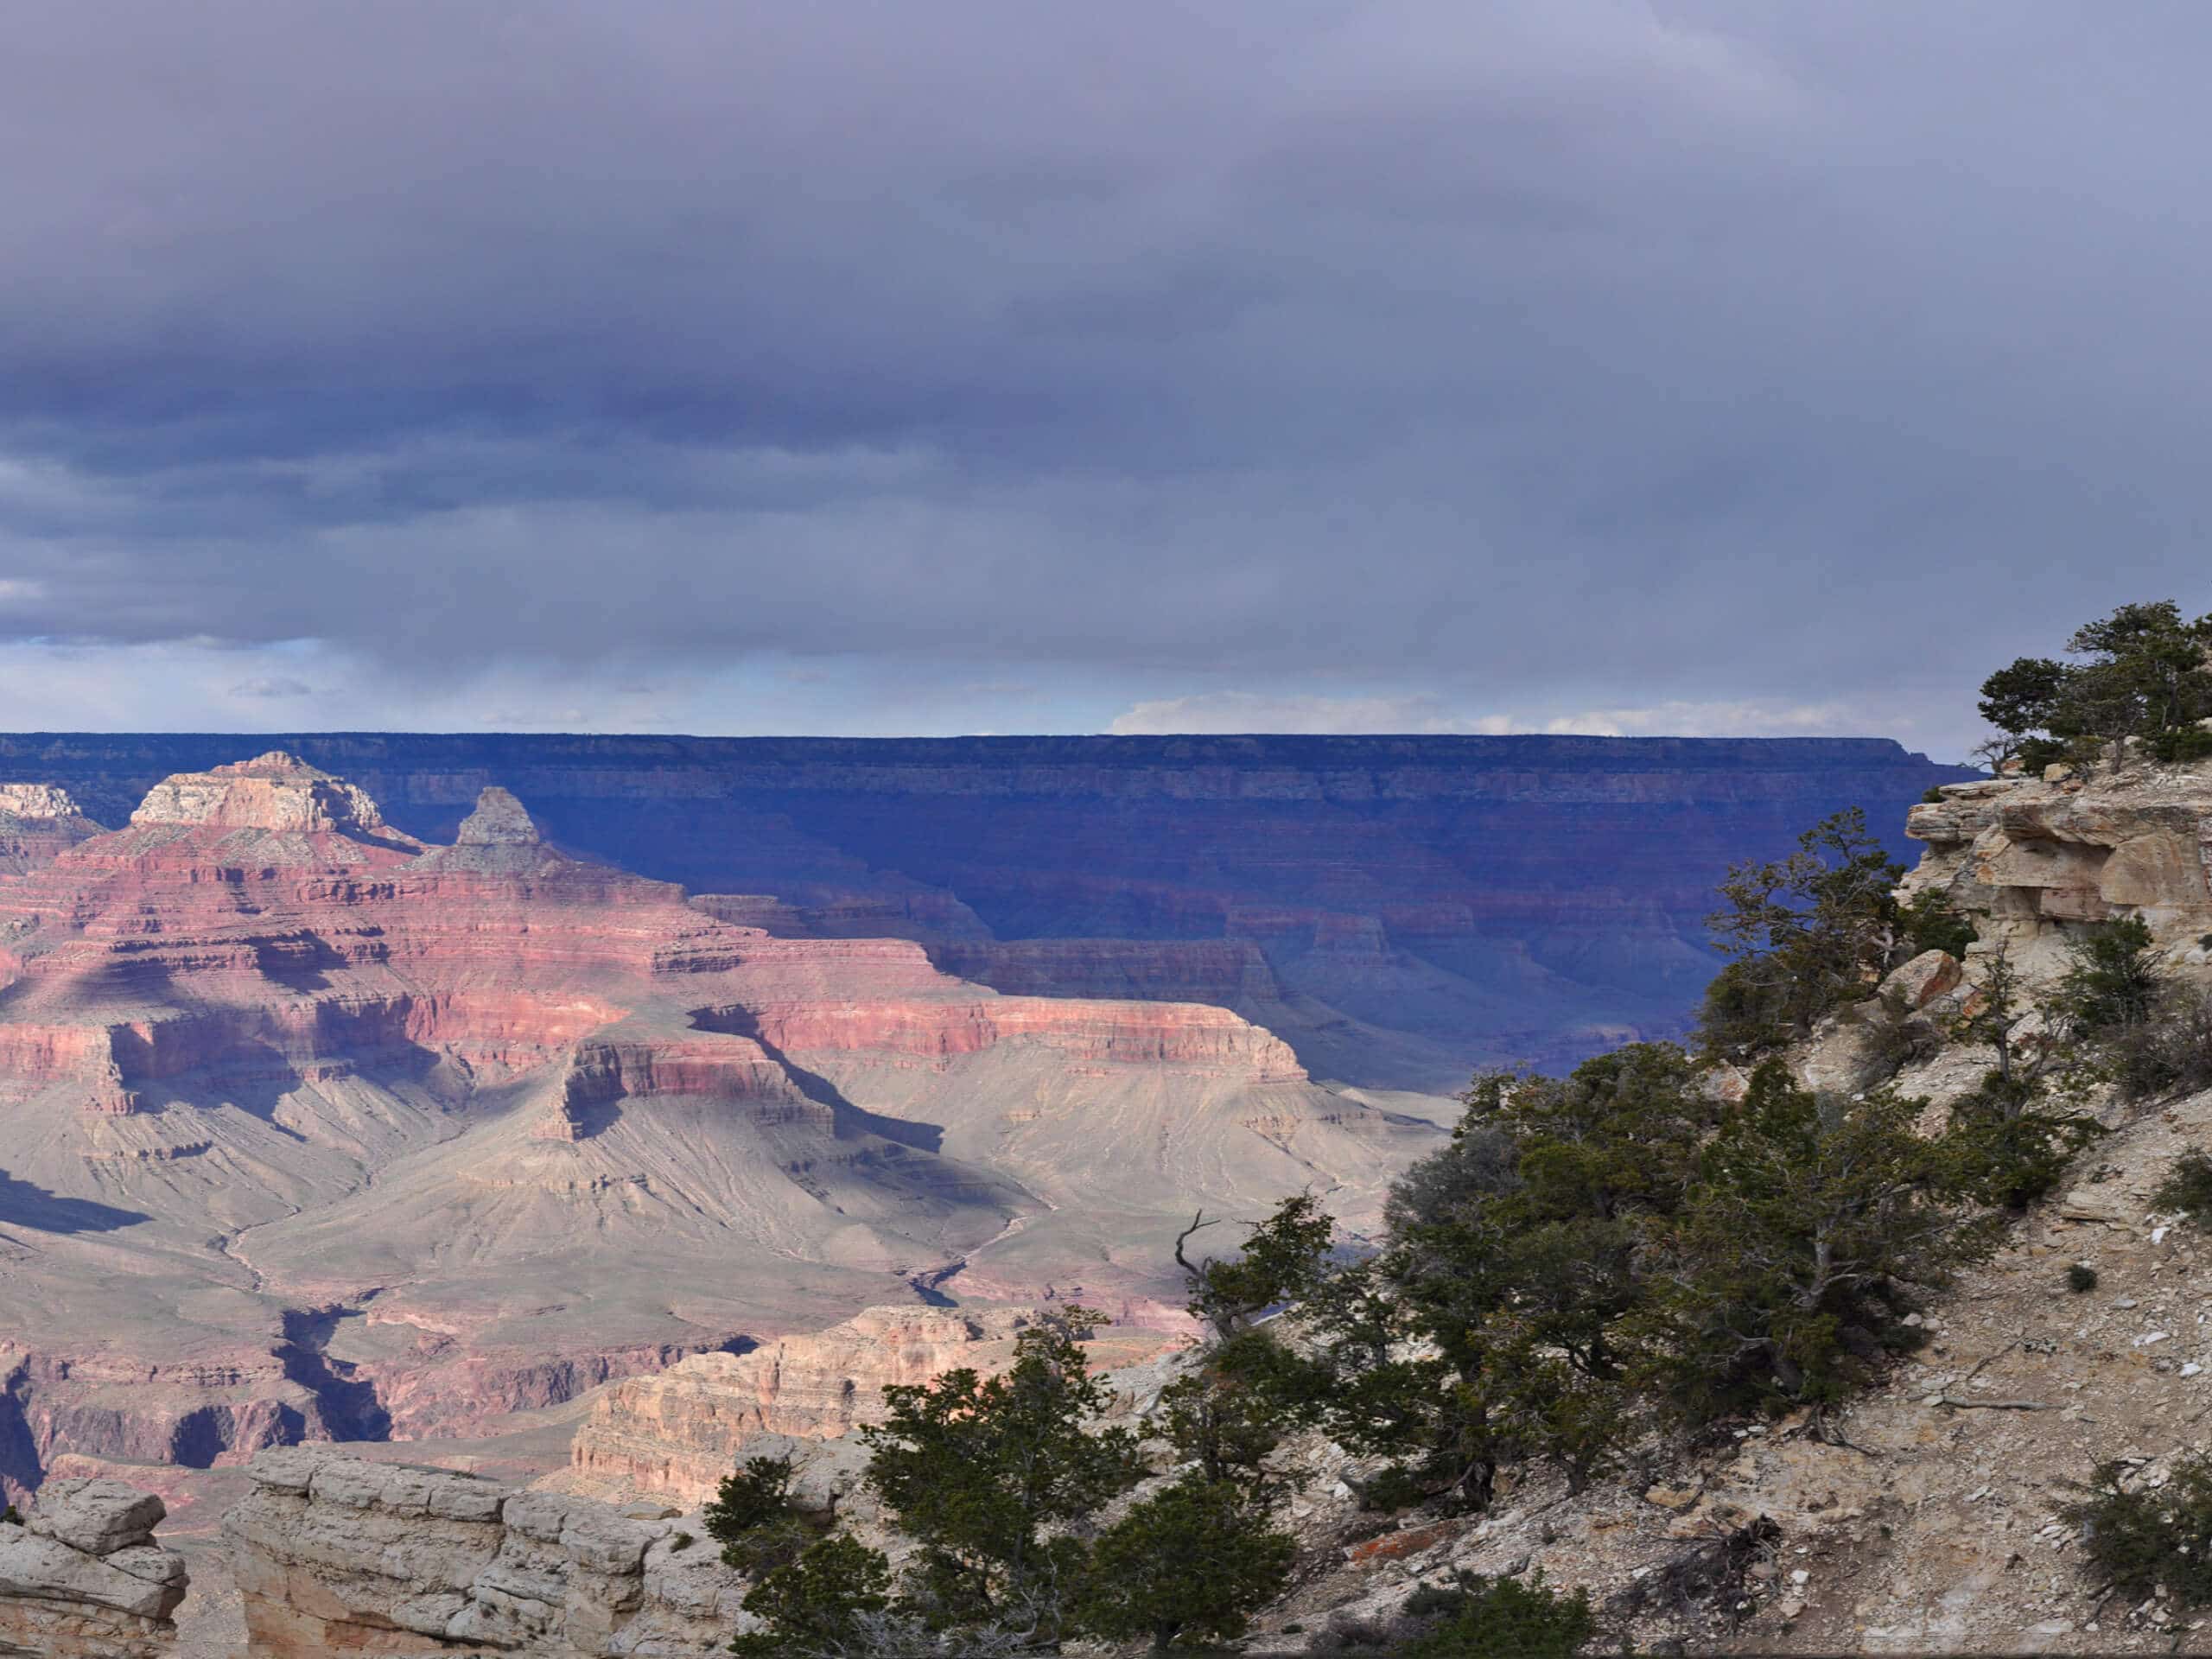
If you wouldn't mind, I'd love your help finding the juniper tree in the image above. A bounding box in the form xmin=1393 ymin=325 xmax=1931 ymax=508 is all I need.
xmin=1697 ymin=809 xmax=1909 ymax=1061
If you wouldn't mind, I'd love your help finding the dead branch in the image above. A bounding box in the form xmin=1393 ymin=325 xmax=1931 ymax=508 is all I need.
xmin=1173 ymin=1211 xmax=1223 ymax=1278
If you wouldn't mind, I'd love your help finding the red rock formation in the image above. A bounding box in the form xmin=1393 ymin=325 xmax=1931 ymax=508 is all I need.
xmin=0 ymin=755 xmax=1429 ymax=1501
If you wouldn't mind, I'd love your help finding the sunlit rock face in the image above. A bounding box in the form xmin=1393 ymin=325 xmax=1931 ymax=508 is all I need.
xmin=223 ymin=1447 xmax=747 ymax=1657
xmin=1902 ymin=755 xmax=2212 ymax=986
xmin=0 ymin=760 xmax=1427 ymax=1505
xmin=0 ymin=784 xmax=102 ymax=877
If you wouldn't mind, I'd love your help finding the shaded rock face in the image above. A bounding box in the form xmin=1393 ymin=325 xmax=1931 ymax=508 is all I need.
xmin=1904 ymin=762 xmax=2212 ymax=985
xmin=565 ymin=1306 xmax=1177 ymax=1506
xmin=223 ymin=1447 xmax=745 ymax=1656
xmin=0 ymin=734 xmax=1974 ymax=1089
xmin=0 ymin=755 xmax=1427 ymax=1500
xmin=0 ymin=1478 xmax=187 ymax=1657
xmin=459 ymin=785 xmax=543 ymax=845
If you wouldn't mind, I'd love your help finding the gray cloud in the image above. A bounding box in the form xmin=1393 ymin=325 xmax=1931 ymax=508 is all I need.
xmin=0 ymin=1 xmax=2207 ymax=753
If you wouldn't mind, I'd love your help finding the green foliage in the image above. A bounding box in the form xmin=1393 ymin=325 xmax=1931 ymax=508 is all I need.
xmin=1979 ymin=601 xmax=2212 ymax=766
xmin=1176 ymin=1192 xmax=1335 ymax=1343
xmin=705 ymin=1454 xmax=812 ymax=1578
xmin=0 ymin=1505 xmax=17 ymax=1526
xmin=1945 ymin=1069 xmax=2105 ymax=1209
xmin=1158 ymin=1327 xmax=1306 ymax=1491
xmin=2154 ymin=1152 xmax=2212 ymax=1228
xmin=671 ymin=1530 xmax=695 ymax=1551
xmin=1076 ymin=1476 xmax=1295 ymax=1649
xmin=861 ymin=1307 xmax=1141 ymax=1641
xmin=1697 ymin=809 xmax=1910 ymax=1061
xmin=1284 ymin=1041 xmax=2005 ymax=1512
xmin=2060 ymin=916 xmax=2164 ymax=1038
xmin=2062 ymin=1455 xmax=2212 ymax=1607
xmin=2067 ymin=1262 xmax=2099 ymax=1293
xmin=706 ymin=1454 xmax=796 ymax=1536
xmin=1395 ymin=1571 xmax=1595 ymax=1658
xmin=730 ymin=1534 xmax=894 ymax=1657
xmin=1899 ymin=889 xmax=1977 ymax=960
xmin=2107 ymin=984 xmax=2212 ymax=1101
xmin=1630 ymin=1065 xmax=1996 ymax=1419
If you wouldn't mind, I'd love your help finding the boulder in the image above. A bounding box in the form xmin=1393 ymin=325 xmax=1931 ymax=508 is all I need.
xmin=24 ymin=1481 xmax=165 ymax=1558
xmin=223 ymin=1447 xmax=753 ymax=1657
xmin=0 ymin=1478 xmax=187 ymax=1658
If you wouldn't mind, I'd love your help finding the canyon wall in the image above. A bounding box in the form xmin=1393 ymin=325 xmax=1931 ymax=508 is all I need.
xmin=0 ymin=734 xmax=1974 ymax=1087
xmin=0 ymin=755 xmax=1427 ymax=1505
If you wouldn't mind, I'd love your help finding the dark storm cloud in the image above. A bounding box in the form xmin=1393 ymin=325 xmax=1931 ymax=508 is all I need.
xmin=1 ymin=0 xmax=2208 ymax=738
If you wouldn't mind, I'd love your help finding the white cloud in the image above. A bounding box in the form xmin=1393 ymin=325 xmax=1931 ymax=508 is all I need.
xmin=1110 ymin=691 xmax=1864 ymax=740
xmin=1109 ymin=692 xmax=1497 ymax=735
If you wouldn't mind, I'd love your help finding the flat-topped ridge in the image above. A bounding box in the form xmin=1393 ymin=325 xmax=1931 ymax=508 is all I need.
xmin=127 ymin=750 xmax=392 ymax=836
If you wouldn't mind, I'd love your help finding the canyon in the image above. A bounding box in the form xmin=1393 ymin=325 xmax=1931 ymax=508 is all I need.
xmin=0 ymin=734 xmax=1973 ymax=1089
xmin=0 ymin=752 xmax=1427 ymax=1511
xmin=0 ymin=734 xmax=1982 ymax=1654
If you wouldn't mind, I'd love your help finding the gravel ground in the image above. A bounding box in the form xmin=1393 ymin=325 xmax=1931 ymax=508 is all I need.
xmin=171 ymin=1541 xmax=245 ymax=1659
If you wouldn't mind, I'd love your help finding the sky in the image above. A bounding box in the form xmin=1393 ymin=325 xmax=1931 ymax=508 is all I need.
xmin=1 ymin=2 xmax=2207 ymax=760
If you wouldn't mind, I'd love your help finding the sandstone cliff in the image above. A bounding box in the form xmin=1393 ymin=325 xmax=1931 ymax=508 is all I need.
xmin=0 ymin=1478 xmax=187 ymax=1657
xmin=222 ymin=1447 xmax=745 ymax=1656
xmin=1903 ymin=764 xmax=2212 ymax=986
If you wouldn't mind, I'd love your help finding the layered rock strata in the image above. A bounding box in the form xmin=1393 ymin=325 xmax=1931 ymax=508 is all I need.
xmin=563 ymin=1306 xmax=1177 ymax=1505
xmin=0 ymin=784 xmax=101 ymax=876
xmin=0 ymin=1478 xmax=187 ymax=1657
xmin=224 ymin=1447 xmax=745 ymax=1656
xmin=0 ymin=734 xmax=1977 ymax=1087
xmin=0 ymin=754 xmax=1427 ymax=1495
xmin=1904 ymin=760 xmax=2212 ymax=985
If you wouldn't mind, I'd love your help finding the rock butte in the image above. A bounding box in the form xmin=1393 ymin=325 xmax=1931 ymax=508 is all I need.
xmin=0 ymin=753 xmax=1430 ymax=1503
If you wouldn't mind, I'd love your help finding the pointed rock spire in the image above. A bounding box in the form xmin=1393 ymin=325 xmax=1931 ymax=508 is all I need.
xmin=456 ymin=786 xmax=542 ymax=847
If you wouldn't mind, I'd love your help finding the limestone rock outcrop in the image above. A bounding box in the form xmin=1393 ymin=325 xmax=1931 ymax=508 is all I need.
xmin=564 ymin=1306 xmax=1176 ymax=1505
xmin=1904 ymin=760 xmax=2212 ymax=985
xmin=125 ymin=751 xmax=402 ymax=847
xmin=0 ymin=1478 xmax=187 ymax=1657
xmin=224 ymin=1447 xmax=747 ymax=1656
